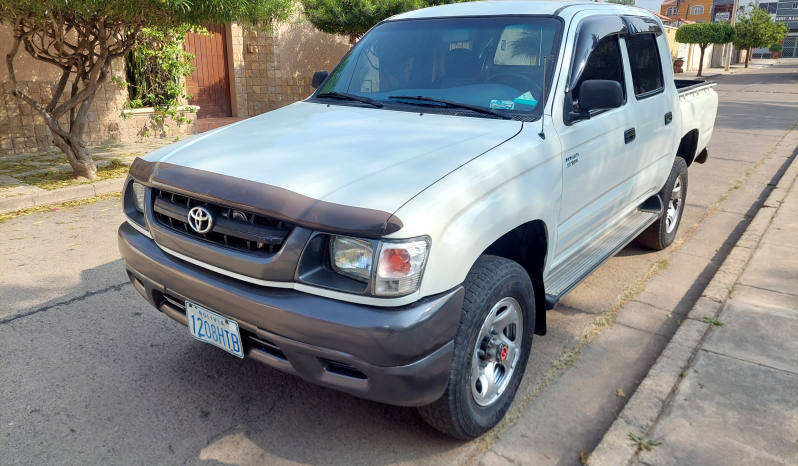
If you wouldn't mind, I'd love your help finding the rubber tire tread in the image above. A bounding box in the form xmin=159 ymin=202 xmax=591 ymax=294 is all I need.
xmin=639 ymin=157 xmax=689 ymax=250
xmin=417 ymin=255 xmax=534 ymax=440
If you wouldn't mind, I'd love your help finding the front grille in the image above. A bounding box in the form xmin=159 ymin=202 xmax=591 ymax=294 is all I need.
xmin=152 ymin=189 xmax=293 ymax=256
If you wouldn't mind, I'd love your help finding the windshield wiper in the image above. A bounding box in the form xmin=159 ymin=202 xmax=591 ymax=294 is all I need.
xmin=387 ymin=95 xmax=512 ymax=120
xmin=316 ymin=91 xmax=383 ymax=108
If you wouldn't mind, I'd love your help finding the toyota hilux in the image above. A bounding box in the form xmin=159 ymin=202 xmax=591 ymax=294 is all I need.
xmin=118 ymin=0 xmax=718 ymax=439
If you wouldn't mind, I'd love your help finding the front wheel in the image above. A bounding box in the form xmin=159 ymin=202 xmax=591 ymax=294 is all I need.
xmin=639 ymin=157 xmax=689 ymax=250
xmin=417 ymin=256 xmax=535 ymax=440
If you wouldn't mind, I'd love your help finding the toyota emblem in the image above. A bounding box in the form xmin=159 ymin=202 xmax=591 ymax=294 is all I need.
xmin=188 ymin=206 xmax=213 ymax=234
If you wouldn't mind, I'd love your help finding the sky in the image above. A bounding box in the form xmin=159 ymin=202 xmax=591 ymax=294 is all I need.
xmin=635 ymin=0 xmax=664 ymax=13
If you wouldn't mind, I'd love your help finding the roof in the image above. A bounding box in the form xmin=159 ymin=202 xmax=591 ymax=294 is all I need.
xmin=651 ymin=11 xmax=671 ymax=21
xmin=389 ymin=1 xmax=654 ymax=21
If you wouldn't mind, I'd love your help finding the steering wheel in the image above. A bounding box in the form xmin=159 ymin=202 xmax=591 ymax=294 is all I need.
xmin=486 ymin=72 xmax=542 ymax=96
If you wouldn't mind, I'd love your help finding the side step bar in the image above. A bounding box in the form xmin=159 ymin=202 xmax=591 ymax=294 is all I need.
xmin=544 ymin=195 xmax=663 ymax=309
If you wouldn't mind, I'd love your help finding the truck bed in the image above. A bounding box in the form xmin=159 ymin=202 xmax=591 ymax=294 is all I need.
xmin=675 ymin=79 xmax=714 ymax=94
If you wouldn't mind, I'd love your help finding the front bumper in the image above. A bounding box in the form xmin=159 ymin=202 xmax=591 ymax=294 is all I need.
xmin=118 ymin=222 xmax=463 ymax=406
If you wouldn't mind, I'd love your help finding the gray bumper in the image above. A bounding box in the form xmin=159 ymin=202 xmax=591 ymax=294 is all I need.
xmin=118 ymin=222 xmax=462 ymax=406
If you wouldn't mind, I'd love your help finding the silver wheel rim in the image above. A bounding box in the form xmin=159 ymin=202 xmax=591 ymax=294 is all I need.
xmin=665 ymin=177 xmax=682 ymax=234
xmin=470 ymin=297 xmax=523 ymax=407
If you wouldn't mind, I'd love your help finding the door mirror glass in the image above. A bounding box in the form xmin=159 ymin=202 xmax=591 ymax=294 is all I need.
xmin=578 ymin=80 xmax=624 ymax=111
xmin=312 ymin=70 xmax=329 ymax=89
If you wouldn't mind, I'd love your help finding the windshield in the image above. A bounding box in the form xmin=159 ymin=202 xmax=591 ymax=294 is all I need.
xmin=315 ymin=16 xmax=563 ymax=117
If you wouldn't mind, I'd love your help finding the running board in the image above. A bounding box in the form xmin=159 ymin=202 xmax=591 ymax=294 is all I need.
xmin=544 ymin=196 xmax=662 ymax=309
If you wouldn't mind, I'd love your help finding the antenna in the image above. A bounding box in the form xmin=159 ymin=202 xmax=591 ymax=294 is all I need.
xmin=538 ymin=55 xmax=549 ymax=140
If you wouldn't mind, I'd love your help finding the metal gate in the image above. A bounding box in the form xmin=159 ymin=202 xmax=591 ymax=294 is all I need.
xmin=783 ymin=37 xmax=798 ymax=59
xmin=185 ymin=24 xmax=233 ymax=119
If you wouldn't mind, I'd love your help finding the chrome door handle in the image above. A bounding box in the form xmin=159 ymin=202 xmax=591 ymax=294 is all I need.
xmin=624 ymin=128 xmax=636 ymax=144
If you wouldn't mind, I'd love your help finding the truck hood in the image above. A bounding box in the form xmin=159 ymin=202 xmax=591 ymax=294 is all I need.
xmin=145 ymin=102 xmax=522 ymax=214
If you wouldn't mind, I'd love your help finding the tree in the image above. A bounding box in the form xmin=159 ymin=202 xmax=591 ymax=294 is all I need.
xmin=301 ymin=0 xmax=473 ymax=46
xmin=675 ymin=22 xmax=736 ymax=77
xmin=1 ymin=0 xmax=293 ymax=180
xmin=733 ymin=7 xmax=788 ymax=68
xmin=607 ymin=0 xmax=636 ymax=5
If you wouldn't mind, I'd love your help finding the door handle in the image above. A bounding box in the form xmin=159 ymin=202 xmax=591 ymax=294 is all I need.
xmin=665 ymin=112 xmax=673 ymax=125
xmin=624 ymin=128 xmax=636 ymax=144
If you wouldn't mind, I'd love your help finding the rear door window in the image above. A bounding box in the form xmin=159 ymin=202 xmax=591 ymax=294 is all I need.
xmin=624 ymin=34 xmax=664 ymax=98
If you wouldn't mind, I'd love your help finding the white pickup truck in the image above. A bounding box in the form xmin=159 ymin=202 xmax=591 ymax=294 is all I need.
xmin=118 ymin=1 xmax=718 ymax=439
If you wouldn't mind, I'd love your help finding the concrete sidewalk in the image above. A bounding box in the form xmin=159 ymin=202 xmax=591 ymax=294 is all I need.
xmin=589 ymin=154 xmax=798 ymax=466
xmin=679 ymin=57 xmax=798 ymax=79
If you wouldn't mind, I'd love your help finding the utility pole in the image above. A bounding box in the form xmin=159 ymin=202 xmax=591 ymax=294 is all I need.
xmin=723 ymin=0 xmax=741 ymax=71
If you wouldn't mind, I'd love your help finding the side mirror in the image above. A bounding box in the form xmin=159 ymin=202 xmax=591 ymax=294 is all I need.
xmin=579 ymin=80 xmax=624 ymax=111
xmin=312 ymin=70 xmax=329 ymax=89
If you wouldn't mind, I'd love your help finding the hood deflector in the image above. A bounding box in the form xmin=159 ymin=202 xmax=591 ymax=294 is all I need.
xmin=129 ymin=158 xmax=403 ymax=238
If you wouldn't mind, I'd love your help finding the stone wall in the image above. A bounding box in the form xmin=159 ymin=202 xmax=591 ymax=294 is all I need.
xmin=120 ymin=108 xmax=199 ymax=141
xmin=0 ymin=78 xmax=195 ymax=157
xmin=1 ymin=77 xmax=128 ymax=156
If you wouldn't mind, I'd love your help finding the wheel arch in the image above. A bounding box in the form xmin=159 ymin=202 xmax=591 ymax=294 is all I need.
xmin=481 ymin=219 xmax=549 ymax=336
xmin=677 ymin=129 xmax=700 ymax=166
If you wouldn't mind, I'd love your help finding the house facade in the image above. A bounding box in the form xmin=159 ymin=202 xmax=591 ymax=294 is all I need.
xmin=758 ymin=0 xmax=798 ymax=57
xmin=661 ymin=0 xmax=715 ymax=23
xmin=0 ymin=21 xmax=349 ymax=157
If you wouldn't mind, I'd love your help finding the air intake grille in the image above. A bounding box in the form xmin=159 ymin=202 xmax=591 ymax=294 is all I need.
xmin=152 ymin=189 xmax=293 ymax=256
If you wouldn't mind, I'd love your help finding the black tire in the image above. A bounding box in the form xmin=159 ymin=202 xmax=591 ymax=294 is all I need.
xmin=417 ymin=255 xmax=535 ymax=440
xmin=638 ymin=157 xmax=689 ymax=250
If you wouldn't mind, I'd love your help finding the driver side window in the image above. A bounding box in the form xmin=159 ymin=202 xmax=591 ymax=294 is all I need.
xmin=572 ymin=36 xmax=626 ymax=106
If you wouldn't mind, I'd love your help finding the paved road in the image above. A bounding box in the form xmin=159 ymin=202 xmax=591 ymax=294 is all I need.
xmin=1 ymin=62 xmax=797 ymax=466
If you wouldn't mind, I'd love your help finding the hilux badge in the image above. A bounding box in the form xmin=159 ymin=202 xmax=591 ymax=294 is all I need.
xmin=188 ymin=206 xmax=213 ymax=234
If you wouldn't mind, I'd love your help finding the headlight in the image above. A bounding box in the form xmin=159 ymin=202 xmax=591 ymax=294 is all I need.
xmin=131 ymin=182 xmax=146 ymax=213
xmin=375 ymin=238 xmax=430 ymax=296
xmin=330 ymin=236 xmax=373 ymax=282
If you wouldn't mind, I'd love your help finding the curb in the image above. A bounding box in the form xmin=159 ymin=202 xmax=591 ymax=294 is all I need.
xmin=587 ymin=153 xmax=798 ymax=466
xmin=0 ymin=178 xmax=125 ymax=215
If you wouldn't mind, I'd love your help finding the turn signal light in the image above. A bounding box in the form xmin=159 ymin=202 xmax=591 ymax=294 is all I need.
xmin=375 ymin=238 xmax=430 ymax=296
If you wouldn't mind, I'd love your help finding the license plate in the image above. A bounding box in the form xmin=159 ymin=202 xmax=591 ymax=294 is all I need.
xmin=186 ymin=301 xmax=244 ymax=358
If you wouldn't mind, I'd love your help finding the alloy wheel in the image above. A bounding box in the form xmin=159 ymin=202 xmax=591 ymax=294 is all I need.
xmin=471 ymin=297 xmax=523 ymax=407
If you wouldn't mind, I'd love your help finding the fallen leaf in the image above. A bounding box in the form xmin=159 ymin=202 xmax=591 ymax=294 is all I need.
xmin=580 ymin=449 xmax=589 ymax=464
xmin=616 ymin=388 xmax=626 ymax=398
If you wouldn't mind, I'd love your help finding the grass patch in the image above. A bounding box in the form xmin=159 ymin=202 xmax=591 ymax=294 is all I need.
xmin=16 ymin=159 xmax=130 ymax=191
xmin=0 ymin=161 xmax=40 ymax=175
xmin=628 ymin=432 xmax=661 ymax=451
xmin=0 ymin=192 xmax=121 ymax=224
xmin=702 ymin=317 xmax=725 ymax=327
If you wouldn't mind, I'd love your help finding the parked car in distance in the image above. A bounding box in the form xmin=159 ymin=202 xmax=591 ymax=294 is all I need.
xmin=118 ymin=1 xmax=718 ymax=439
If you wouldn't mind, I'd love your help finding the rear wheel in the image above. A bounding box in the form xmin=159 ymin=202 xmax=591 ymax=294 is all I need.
xmin=417 ymin=256 xmax=535 ymax=440
xmin=639 ymin=157 xmax=688 ymax=250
